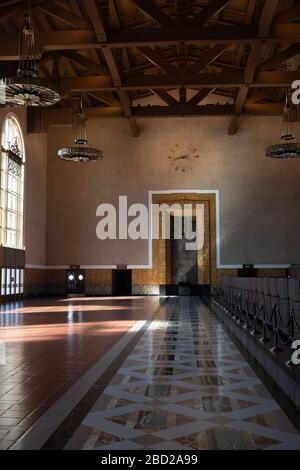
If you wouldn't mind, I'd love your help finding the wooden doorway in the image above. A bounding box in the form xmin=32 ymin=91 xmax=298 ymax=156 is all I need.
xmin=113 ymin=270 xmax=132 ymax=296
xmin=66 ymin=269 xmax=85 ymax=295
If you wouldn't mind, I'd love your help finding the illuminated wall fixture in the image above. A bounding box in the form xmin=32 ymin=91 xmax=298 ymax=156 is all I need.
xmin=58 ymin=93 xmax=103 ymax=163
xmin=265 ymin=89 xmax=300 ymax=159
xmin=1 ymin=1 xmax=62 ymax=107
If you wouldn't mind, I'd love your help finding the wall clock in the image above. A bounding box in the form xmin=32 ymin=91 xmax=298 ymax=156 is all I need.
xmin=168 ymin=143 xmax=200 ymax=172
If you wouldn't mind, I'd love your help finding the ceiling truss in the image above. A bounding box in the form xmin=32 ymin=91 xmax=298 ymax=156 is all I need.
xmin=0 ymin=0 xmax=299 ymax=137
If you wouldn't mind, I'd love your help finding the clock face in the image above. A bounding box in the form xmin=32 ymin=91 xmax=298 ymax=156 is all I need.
xmin=168 ymin=143 xmax=200 ymax=172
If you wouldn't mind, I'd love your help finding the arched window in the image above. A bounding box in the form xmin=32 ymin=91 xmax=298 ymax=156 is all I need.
xmin=1 ymin=115 xmax=25 ymax=249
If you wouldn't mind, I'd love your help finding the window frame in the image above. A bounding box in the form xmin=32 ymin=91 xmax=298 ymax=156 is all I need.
xmin=1 ymin=113 xmax=26 ymax=250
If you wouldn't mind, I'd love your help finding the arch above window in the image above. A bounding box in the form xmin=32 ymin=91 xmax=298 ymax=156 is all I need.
xmin=1 ymin=115 xmax=25 ymax=250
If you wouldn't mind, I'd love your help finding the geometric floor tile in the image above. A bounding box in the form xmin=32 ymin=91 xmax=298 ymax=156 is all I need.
xmin=65 ymin=297 xmax=300 ymax=450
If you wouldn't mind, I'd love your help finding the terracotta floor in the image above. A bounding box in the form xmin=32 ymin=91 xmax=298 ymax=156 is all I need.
xmin=0 ymin=296 xmax=160 ymax=450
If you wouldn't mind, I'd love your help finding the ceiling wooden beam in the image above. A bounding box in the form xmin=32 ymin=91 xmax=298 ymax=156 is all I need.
xmin=228 ymin=0 xmax=280 ymax=134
xmin=82 ymin=0 xmax=107 ymax=41
xmin=228 ymin=115 xmax=241 ymax=134
xmin=129 ymin=0 xmax=175 ymax=27
xmin=103 ymin=24 xmax=300 ymax=47
xmin=187 ymin=88 xmax=214 ymax=105
xmin=109 ymin=0 xmax=121 ymax=29
xmin=118 ymin=89 xmax=141 ymax=136
xmin=103 ymin=49 xmax=140 ymax=135
xmin=259 ymin=0 xmax=280 ymax=37
xmin=61 ymin=71 xmax=300 ymax=93
xmin=233 ymin=86 xmax=250 ymax=114
xmin=137 ymin=47 xmax=177 ymax=74
xmin=151 ymin=89 xmax=179 ymax=106
xmin=176 ymin=0 xmax=189 ymax=25
xmin=243 ymin=103 xmax=284 ymax=115
xmin=257 ymin=44 xmax=300 ymax=71
xmin=189 ymin=44 xmax=229 ymax=73
xmin=0 ymin=4 xmax=22 ymax=23
xmin=2 ymin=24 xmax=300 ymax=59
xmin=62 ymin=51 xmax=109 ymax=75
xmin=138 ymin=47 xmax=178 ymax=106
xmin=246 ymin=88 xmax=279 ymax=104
xmin=189 ymin=0 xmax=229 ymax=26
xmin=87 ymin=91 xmax=121 ymax=107
xmin=102 ymin=48 xmax=121 ymax=85
xmin=134 ymin=103 xmax=281 ymax=117
xmin=274 ymin=3 xmax=300 ymax=23
xmin=84 ymin=4 xmax=140 ymax=137
xmin=110 ymin=23 xmax=300 ymax=46
xmin=109 ymin=0 xmax=130 ymax=70
xmin=133 ymin=104 xmax=235 ymax=116
xmin=235 ymin=0 xmax=256 ymax=67
xmin=36 ymin=2 xmax=91 ymax=29
xmin=42 ymin=103 xmax=285 ymax=127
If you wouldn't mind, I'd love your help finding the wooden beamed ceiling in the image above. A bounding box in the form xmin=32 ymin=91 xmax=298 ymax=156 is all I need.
xmin=0 ymin=0 xmax=299 ymax=136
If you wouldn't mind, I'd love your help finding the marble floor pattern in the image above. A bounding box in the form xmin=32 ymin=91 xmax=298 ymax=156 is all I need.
xmin=65 ymin=297 xmax=300 ymax=450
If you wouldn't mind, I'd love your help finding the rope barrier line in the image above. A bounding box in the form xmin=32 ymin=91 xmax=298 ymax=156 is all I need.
xmin=212 ymin=284 xmax=300 ymax=363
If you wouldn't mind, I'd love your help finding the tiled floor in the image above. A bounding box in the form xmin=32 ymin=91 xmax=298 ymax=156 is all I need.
xmin=66 ymin=297 xmax=300 ymax=450
xmin=1 ymin=296 xmax=300 ymax=450
xmin=0 ymin=296 xmax=160 ymax=450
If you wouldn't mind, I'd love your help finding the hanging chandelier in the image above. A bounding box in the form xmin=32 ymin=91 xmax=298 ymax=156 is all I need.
xmin=265 ymin=89 xmax=300 ymax=159
xmin=2 ymin=2 xmax=62 ymax=107
xmin=58 ymin=95 xmax=103 ymax=163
